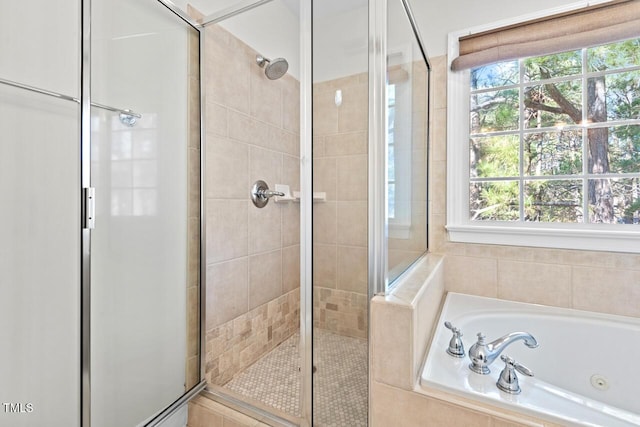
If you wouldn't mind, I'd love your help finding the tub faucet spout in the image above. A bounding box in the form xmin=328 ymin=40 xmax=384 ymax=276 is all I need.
xmin=468 ymin=332 xmax=538 ymax=375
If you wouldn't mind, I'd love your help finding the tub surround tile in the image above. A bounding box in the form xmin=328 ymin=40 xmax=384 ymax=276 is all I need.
xmin=572 ymin=266 xmax=640 ymax=317
xmin=444 ymin=255 xmax=498 ymax=298
xmin=372 ymin=383 xmax=493 ymax=427
xmin=498 ymin=260 xmax=571 ymax=307
xmin=371 ymin=299 xmax=414 ymax=390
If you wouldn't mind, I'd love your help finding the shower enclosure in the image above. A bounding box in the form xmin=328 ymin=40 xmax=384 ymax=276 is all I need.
xmin=1 ymin=1 xmax=203 ymax=426
xmin=196 ymin=0 xmax=429 ymax=426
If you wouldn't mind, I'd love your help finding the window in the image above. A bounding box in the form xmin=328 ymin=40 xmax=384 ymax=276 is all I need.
xmin=470 ymin=38 xmax=640 ymax=224
xmin=448 ymin=32 xmax=640 ymax=252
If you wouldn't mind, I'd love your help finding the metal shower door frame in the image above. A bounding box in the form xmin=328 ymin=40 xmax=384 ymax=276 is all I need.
xmin=80 ymin=1 xmax=206 ymax=426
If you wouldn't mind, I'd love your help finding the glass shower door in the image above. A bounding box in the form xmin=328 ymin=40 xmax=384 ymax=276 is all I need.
xmin=90 ymin=0 xmax=200 ymax=425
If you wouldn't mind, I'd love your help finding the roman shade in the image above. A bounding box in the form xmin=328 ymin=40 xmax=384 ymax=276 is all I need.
xmin=451 ymin=0 xmax=640 ymax=71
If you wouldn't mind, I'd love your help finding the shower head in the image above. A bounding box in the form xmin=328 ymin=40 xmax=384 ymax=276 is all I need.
xmin=256 ymin=55 xmax=289 ymax=80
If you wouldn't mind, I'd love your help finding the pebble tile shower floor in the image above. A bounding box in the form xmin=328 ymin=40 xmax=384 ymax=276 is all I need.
xmin=224 ymin=329 xmax=368 ymax=426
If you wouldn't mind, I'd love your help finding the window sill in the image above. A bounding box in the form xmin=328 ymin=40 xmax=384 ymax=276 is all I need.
xmin=446 ymin=223 xmax=640 ymax=254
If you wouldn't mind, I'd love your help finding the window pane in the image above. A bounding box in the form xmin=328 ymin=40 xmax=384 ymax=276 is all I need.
xmin=471 ymin=135 xmax=519 ymax=178
xmin=609 ymin=125 xmax=640 ymax=173
xmin=524 ymin=50 xmax=581 ymax=81
xmin=525 ymin=180 xmax=582 ymax=223
xmin=524 ymin=79 xmax=582 ymax=128
xmin=588 ymin=70 xmax=640 ymax=122
xmin=587 ymin=37 xmax=640 ymax=72
xmin=589 ymin=178 xmax=640 ymax=224
xmin=471 ymin=61 xmax=518 ymax=90
xmin=470 ymin=181 xmax=519 ymax=221
xmin=471 ymin=88 xmax=519 ymax=133
xmin=524 ymin=130 xmax=582 ymax=176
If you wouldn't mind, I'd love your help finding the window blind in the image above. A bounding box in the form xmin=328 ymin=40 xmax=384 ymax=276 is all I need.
xmin=451 ymin=0 xmax=640 ymax=71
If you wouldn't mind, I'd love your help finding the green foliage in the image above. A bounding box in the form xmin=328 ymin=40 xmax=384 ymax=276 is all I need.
xmin=471 ymin=89 xmax=519 ymax=133
xmin=472 ymin=135 xmax=519 ymax=178
xmin=588 ymin=38 xmax=640 ymax=72
xmin=471 ymin=181 xmax=519 ymax=221
xmin=469 ymin=38 xmax=640 ymax=225
xmin=524 ymin=50 xmax=582 ymax=81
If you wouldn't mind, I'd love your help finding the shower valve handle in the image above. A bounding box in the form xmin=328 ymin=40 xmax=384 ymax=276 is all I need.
xmin=251 ymin=180 xmax=284 ymax=208
xmin=260 ymin=189 xmax=285 ymax=198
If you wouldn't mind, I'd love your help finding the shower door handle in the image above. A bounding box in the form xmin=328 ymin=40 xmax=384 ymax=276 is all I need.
xmin=251 ymin=180 xmax=284 ymax=208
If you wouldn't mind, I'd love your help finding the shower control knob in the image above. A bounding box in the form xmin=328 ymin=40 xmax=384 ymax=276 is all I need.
xmin=251 ymin=180 xmax=284 ymax=208
xmin=444 ymin=321 xmax=465 ymax=358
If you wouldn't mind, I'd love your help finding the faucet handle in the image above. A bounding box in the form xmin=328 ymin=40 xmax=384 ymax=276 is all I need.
xmin=444 ymin=321 xmax=461 ymax=336
xmin=501 ymin=354 xmax=534 ymax=377
xmin=444 ymin=321 xmax=465 ymax=358
xmin=497 ymin=354 xmax=533 ymax=395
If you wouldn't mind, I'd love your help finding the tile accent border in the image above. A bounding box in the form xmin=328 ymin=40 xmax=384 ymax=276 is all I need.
xmin=206 ymin=288 xmax=300 ymax=386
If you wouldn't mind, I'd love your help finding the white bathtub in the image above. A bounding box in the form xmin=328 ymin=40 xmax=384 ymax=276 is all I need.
xmin=420 ymin=293 xmax=640 ymax=426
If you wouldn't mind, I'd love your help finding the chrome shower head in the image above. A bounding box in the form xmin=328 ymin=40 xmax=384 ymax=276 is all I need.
xmin=256 ymin=54 xmax=289 ymax=80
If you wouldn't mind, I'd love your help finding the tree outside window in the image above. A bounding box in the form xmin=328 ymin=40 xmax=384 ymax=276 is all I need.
xmin=469 ymin=37 xmax=640 ymax=224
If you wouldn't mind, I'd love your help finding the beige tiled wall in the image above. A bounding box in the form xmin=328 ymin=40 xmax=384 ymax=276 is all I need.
xmin=313 ymin=73 xmax=369 ymax=337
xmin=428 ymin=54 xmax=640 ymax=319
xmin=204 ymin=24 xmax=301 ymax=385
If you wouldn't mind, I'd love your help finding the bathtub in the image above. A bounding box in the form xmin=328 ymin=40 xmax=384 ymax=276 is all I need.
xmin=420 ymin=293 xmax=640 ymax=426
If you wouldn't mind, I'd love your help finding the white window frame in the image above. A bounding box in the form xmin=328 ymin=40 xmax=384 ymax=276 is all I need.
xmin=446 ymin=1 xmax=640 ymax=254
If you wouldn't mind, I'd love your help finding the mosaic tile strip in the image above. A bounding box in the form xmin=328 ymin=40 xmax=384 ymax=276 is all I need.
xmin=314 ymin=287 xmax=368 ymax=339
xmin=205 ymin=288 xmax=300 ymax=386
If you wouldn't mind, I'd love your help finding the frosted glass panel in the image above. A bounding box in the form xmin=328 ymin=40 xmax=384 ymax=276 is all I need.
xmin=90 ymin=0 xmax=195 ymax=425
xmin=0 ymin=2 xmax=79 ymax=97
xmin=0 ymin=85 xmax=80 ymax=427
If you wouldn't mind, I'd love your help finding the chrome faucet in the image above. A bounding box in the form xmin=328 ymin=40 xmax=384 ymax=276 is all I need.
xmin=468 ymin=332 xmax=538 ymax=374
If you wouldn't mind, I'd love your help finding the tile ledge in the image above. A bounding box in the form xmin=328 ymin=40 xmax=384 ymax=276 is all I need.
xmin=384 ymin=253 xmax=444 ymax=307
